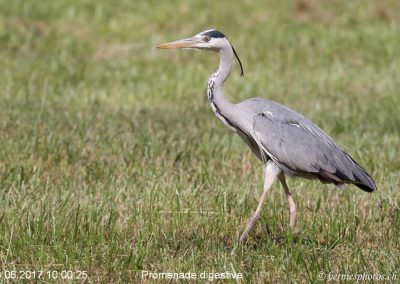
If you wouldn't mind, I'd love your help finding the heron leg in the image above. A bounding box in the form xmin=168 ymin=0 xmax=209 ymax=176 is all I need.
xmin=278 ymin=173 xmax=297 ymax=227
xmin=239 ymin=162 xmax=281 ymax=244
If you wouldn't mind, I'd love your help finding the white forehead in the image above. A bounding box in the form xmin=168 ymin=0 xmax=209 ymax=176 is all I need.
xmin=194 ymin=29 xmax=226 ymax=39
xmin=196 ymin=29 xmax=216 ymax=36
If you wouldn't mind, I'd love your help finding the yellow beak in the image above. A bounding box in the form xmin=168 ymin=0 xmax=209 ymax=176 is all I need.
xmin=157 ymin=37 xmax=197 ymax=49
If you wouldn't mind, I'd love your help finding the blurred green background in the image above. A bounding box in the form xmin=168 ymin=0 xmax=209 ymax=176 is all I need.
xmin=0 ymin=0 xmax=399 ymax=282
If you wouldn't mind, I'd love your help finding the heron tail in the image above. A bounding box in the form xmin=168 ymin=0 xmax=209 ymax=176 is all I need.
xmin=350 ymin=158 xmax=377 ymax=192
xmin=321 ymin=156 xmax=377 ymax=193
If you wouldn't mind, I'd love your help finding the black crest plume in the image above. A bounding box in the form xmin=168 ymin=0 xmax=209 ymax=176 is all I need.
xmin=231 ymin=44 xmax=244 ymax=77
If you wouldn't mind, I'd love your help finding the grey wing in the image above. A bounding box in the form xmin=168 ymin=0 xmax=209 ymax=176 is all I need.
xmin=252 ymin=111 xmax=376 ymax=192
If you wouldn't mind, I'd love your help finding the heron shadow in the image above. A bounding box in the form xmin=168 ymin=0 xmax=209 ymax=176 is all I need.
xmin=254 ymin=233 xmax=318 ymax=248
xmin=242 ymin=225 xmax=339 ymax=251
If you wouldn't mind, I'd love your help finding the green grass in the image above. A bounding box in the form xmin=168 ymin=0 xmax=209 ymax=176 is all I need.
xmin=0 ymin=0 xmax=399 ymax=282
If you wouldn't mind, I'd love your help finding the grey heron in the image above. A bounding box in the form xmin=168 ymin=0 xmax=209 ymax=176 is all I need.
xmin=158 ymin=29 xmax=377 ymax=244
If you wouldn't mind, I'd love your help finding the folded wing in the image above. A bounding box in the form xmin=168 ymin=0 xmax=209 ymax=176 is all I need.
xmin=252 ymin=110 xmax=376 ymax=192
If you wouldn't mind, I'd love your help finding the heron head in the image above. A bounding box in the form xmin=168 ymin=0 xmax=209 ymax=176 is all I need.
xmin=157 ymin=29 xmax=228 ymax=51
xmin=157 ymin=29 xmax=244 ymax=76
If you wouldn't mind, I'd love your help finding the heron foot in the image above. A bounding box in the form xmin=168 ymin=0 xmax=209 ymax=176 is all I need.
xmin=239 ymin=214 xmax=260 ymax=244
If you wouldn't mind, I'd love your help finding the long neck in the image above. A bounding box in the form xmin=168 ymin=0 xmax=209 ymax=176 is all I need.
xmin=207 ymin=45 xmax=236 ymax=128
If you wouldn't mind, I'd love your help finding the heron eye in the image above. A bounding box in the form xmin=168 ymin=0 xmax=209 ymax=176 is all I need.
xmin=204 ymin=36 xmax=211 ymax=42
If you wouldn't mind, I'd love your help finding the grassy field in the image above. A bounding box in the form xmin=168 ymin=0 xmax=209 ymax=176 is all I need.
xmin=0 ymin=0 xmax=399 ymax=282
